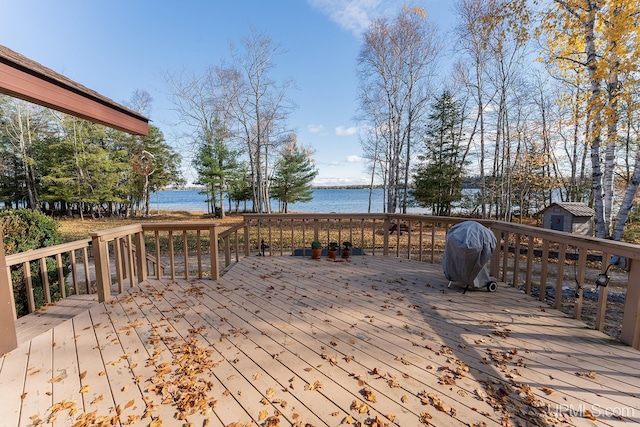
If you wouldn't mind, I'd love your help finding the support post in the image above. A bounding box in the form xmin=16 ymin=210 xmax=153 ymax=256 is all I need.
xmin=621 ymin=259 xmax=640 ymax=350
xmin=91 ymin=234 xmax=112 ymax=303
xmin=0 ymin=227 xmax=18 ymax=354
xmin=134 ymin=231 xmax=147 ymax=283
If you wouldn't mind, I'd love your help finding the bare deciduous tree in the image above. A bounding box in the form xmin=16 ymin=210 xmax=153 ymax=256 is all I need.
xmin=357 ymin=5 xmax=441 ymax=213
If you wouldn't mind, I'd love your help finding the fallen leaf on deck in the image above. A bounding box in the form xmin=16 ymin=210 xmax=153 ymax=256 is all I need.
xmin=575 ymin=371 xmax=597 ymax=379
xmin=362 ymin=387 xmax=377 ymax=402
xmin=540 ymin=387 xmax=555 ymax=395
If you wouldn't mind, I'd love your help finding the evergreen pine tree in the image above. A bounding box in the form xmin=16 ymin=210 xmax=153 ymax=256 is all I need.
xmin=271 ymin=140 xmax=318 ymax=213
xmin=411 ymin=91 xmax=468 ymax=216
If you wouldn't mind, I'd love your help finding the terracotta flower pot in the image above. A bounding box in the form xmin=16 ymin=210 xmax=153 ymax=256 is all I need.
xmin=311 ymin=248 xmax=322 ymax=259
xmin=341 ymin=249 xmax=351 ymax=259
xmin=328 ymin=249 xmax=337 ymax=259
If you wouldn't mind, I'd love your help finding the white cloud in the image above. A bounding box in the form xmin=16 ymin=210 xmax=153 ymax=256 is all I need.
xmin=336 ymin=125 xmax=357 ymax=136
xmin=308 ymin=123 xmax=325 ymax=133
xmin=307 ymin=0 xmax=403 ymax=36
xmin=346 ymin=155 xmax=367 ymax=163
xmin=312 ymin=176 xmax=370 ymax=186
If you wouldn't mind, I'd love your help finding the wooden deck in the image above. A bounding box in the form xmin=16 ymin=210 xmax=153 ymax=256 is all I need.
xmin=1 ymin=256 xmax=639 ymax=426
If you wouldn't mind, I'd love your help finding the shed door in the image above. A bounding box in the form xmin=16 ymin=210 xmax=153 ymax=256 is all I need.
xmin=550 ymin=215 xmax=564 ymax=231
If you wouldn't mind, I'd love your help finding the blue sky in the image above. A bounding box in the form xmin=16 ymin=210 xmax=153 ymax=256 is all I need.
xmin=1 ymin=0 xmax=456 ymax=186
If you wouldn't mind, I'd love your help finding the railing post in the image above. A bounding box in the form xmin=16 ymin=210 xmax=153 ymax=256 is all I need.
xmin=621 ymin=258 xmax=640 ymax=350
xmin=209 ymin=226 xmax=219 ymax=281
xmin=313 ymin=219 xmax=319 ymax=241
xmin=134 ymin=231 xmax=147 ymax=283
xmin=91 ymin=234 xmax=112 ymax=303
xmin=0 ymin=227 xmax=18 ymax=354
xmin=383 ymin=217 xmax=390 ymax=256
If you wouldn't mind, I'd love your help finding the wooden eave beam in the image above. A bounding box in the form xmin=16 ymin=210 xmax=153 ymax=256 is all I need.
xmin=0 ymin=50 xmax=148 ymax=136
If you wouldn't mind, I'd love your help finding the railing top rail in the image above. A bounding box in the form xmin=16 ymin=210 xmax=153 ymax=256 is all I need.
xmin=141 ymin=222 xmax=219 ymax=232
xmin=218 ymin=222 xmax=246 ymax=239
xmin=243 ymin=213 xmax=388 ymax=220
xmin=5 ymin=238 xmax=92 ymax=266
xmin=491 ymin=221 xmax=640 ymax=259
xmin=89 ymin=224 xmax=143 ymax=241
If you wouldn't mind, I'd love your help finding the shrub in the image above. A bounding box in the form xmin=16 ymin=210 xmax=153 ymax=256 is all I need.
xmin=1 ymin=209 xmax=68 ymax=316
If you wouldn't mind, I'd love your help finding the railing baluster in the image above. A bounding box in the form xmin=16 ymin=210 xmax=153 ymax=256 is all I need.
xmin=82 ymin=246 xmax=90 ymax=293
xmin=56 ymin=253 xmax=65 ymax=299
xmin=125 ymin=234 xmax=135 ymax=288
xmin=418 ymin=221 xmax=424 ymax=262
xmin=512 ymin=233 xmax=521 ymax=286
xmin=574 ymin=247 xmax=587 ymax=320
xmin=540 ymin=240 xmax=549 ymax=302
xmin=40 ymin=257 xmax=51 ymax=305
xmin=209 ymin=226 xmax=219 ymax=281
xmin=525 ymin=235 xmax=534 ymax=294
xmin=555 ymin=243 xmax=567 ymax=310
xmin=114 ymin=237 xmax=124 ymax=293
xmin=183 ymin=230 xmax=189 ymax=280
xmin=279 ymin=219 xmax=284 ymax=256
xmin=235 ymin=230 xmax=240 ymax=262
xmin=430 ymin=223 xmax=435 ymax=263
xmin=24 ymin=261 xmax=35 ymax=313
xmin=501 ymin=231 xmax=510 ymax=283
xmin=407 ymin=220 xmax=412 ymax=260
xmin=154 ymin=230 xmax=161 ymax=280
xmin=197 ymin=230 xmax=203 ymax=278
xmin=70 ymin=249 xmax=78 ymax=295
xmin=595 ymin=252 xmax=610 ymax=331
xmin=168 ymin=230 xmax=175 ymax=281
xmin=383 ymin=217 xmax=389 ymax=256
xmin=372 ymin=219 xmax=376 ymax=256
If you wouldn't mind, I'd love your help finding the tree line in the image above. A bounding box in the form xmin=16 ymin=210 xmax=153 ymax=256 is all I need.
xmin=0 ymin=92 xmax=182 ymax=218
xmin=356 ymin=1 xmax=640 ymax=241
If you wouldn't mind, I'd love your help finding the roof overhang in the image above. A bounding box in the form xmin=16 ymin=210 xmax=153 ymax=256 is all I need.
xmin=0 ymin=45 xmax=148 ymax=136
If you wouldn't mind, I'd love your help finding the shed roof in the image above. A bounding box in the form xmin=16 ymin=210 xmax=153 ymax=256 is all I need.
xmin=543 ymin=202 xmax=595 ymax=217
xmin=0 ymin=44 xmax=148 ymax=135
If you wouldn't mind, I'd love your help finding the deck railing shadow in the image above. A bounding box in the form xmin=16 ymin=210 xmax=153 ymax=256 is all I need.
xmin=2 ymin=213 xmax=640 ymax=356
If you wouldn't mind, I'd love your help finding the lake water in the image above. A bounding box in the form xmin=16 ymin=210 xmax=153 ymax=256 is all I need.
xmin=150 ymin=188 xmax=430 ymax=214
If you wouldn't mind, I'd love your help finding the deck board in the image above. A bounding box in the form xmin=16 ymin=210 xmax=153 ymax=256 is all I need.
xmin=16 ymin=294 xmax=98 ymax=345
xmin=2 ymin=256 xmax=640 ymax=426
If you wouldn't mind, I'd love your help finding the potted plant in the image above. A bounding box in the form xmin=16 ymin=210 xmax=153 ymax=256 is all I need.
xmin=327 ymin=242 xmax=339 ymax=259
xmin=311 ymin=240 xmax=322 ymax=259
xmin=341 ymin=241 xmax=352 ymax=259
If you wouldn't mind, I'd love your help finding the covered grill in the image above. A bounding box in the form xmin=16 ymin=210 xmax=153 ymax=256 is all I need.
xmin=442 ymin=221 xmax=498 ymax=293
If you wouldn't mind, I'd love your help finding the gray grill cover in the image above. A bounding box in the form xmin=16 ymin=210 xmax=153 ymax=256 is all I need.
xmin=442 ymin=221 xmax=496 ymax=288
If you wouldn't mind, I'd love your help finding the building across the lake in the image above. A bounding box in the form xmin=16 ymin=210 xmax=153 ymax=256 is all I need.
xmin=541 ymin=202 xmax=595 ymax=236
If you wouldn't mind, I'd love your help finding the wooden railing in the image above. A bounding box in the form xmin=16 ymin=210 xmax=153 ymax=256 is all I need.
xmin=2 ymin=213 xmax=640 ymax=355
xmin=3 ymin=238 xmax=93 ymax=319
xmin=242 ymin=213 xmax=640 ymax=350
xmin=89 ymin=222 xmax=221 ymax=302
